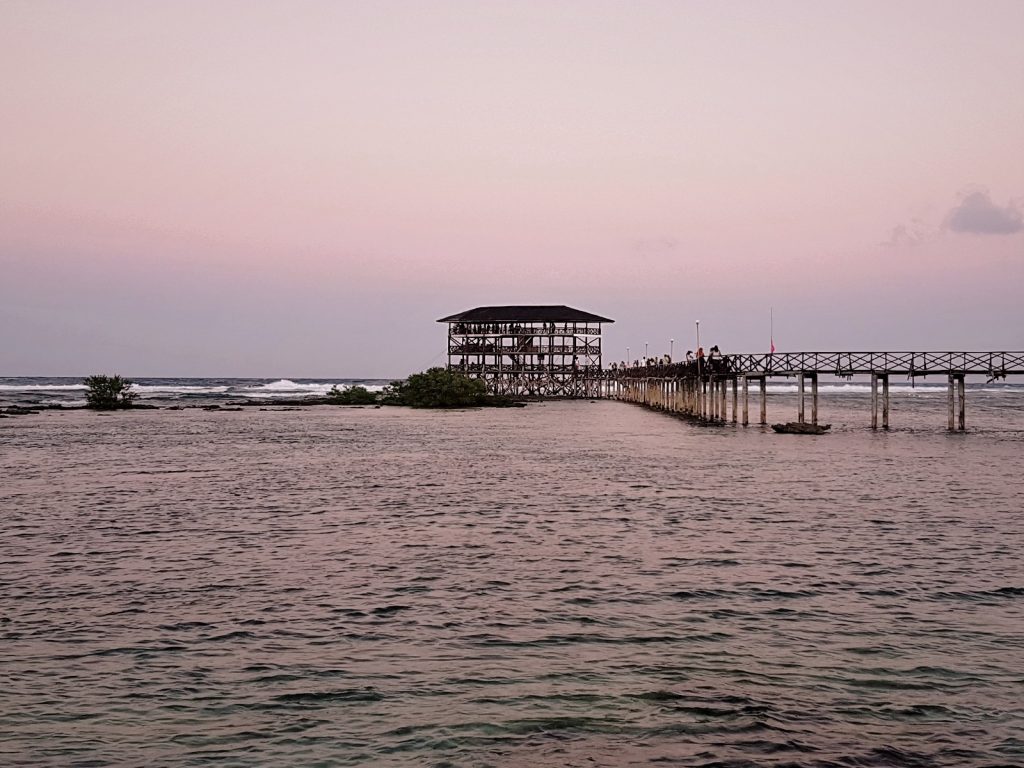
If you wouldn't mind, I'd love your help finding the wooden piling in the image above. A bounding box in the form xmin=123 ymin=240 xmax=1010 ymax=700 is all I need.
xmin=759 ymin=377 xmax=767 ymax=424
xmin=731 ymin=377 xmax=738 ymax=424
xmin=957 ymin=375 xmax=966 ymax=431
xmin=741 ymin=376 xmax=749 ymax=425
xmin=871 ymin=374 xmax=878 ymax=430
xmin=882 ymin=374 xmax=890 ymax=430
xmin=948 ymin=375 xmax=955 ymax=431
xmin=798 ymin=373 xmax=806 ymax=424
xmin=810 ymin=373 xmax=818 ymax=426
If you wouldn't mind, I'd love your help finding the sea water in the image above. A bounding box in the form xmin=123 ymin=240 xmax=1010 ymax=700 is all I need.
xmin=1 ymin=393 xmax=1022 ymax=766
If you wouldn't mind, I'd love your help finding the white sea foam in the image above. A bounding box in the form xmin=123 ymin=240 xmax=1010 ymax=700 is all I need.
xmin=244 ymin=379 xmax=313 ymax=391
xmin=132 ymin=385 xmax=231 ymax=395
xmin=234 ymin=380 xmax=385 ymax=397
xmin=0 ymin=384 xmax=87 ymax=391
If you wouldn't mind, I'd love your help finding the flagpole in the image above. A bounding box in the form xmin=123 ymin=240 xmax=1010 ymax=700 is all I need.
xmin=770 ymin=307 xmax=774 ymax=354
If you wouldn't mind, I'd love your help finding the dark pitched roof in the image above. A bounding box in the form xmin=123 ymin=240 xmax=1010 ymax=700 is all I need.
xmin=437 ymin=305 xmax=614 ymax=323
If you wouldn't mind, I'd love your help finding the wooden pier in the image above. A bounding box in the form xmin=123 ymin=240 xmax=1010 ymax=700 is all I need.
xmin=603 ymin=351 xmax=1024 ymax=431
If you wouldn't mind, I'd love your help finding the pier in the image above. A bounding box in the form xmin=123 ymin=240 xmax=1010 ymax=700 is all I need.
xmin=603 ymin=351 xmax=1024 ymax=431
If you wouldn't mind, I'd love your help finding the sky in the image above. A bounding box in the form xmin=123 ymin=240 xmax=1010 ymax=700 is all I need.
xmin=1 ymin=0 xmax=1022 ymax=377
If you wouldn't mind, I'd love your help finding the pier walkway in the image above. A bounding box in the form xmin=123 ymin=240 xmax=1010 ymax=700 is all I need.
xmin=602 ymin=351 xmax=1024 ymax=431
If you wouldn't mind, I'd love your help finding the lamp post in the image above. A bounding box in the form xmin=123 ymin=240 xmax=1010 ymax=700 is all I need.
xmin=670 ymin=338 xmax=674 ymax=360
xmin=644 ymin=342 xmax=648 ymax=361
xmin=696 ymin=320 xmax=701 ymax=370
xmin=626 ymin=346 xmax=630 ymax=365
xmin=696 ymin=320 xmax=702 ymax=418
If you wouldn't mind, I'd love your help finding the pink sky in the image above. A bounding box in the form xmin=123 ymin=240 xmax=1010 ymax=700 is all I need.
xmin=2 ymin=0 xmax=1022 ymax=376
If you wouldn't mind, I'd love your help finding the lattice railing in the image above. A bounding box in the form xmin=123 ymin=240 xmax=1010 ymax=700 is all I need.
xmin=724 ymin=351 xmax=1024 ymax=376
xmin=606 ymin=352 xmax=1024 ymax=380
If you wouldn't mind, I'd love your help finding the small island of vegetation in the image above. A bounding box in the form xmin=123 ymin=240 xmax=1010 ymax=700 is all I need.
xmin=331 ymin=368 xmax=520 ymax=409
xmin=84 ymin=374 xmax=138 ymax=410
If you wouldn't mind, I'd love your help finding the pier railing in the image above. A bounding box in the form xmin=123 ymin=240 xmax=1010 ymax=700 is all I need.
xmin=608 ymin=351 xmax=1024 ymax=380
xmin=723 ymin=351 xmax=1023 ymax=378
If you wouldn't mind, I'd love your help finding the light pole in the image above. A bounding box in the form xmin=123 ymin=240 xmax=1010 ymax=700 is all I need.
xmin=670 ymin=338 xmax=674 ymax=360
xmin=696 ymin=320 xmax=701 ymax=369
xmin=626 ymin=346 xmax=630 ymax=365
xmin=696 ymin=320 xmax=702 ymax=418
xmin=644 ymin=342 xmax=648 ymax=361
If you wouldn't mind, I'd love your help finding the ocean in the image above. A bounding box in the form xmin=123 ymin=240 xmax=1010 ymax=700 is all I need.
xmin=2 ymin=382 xmax=1023 ymax=766
xmin=0 ymin=378 xmax=393 ymax=409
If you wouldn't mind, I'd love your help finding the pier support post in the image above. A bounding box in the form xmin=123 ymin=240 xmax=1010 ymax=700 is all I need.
xmin=871 ymin=374 xmax=879 ymax=430
xmin=741 ymin=376 xmax=749 ymax=425
xmin=810 ymin=373 xmax=819 ymax=426
xmin=719 ymin=379 xmax=727 ymax=422
xmin=948 ymin=375 xmax=955 ymax=430
xmin=798 ymin=373 xmax=806 ymax=424
xmin=731 ymin=377 xmax=738 ymax=424
xmin=759 ymin=377 xmax=767 ymax=425
xmin=946 ymin=374 xmax=967 ymax=431
xmin=882 ymin=374 xmax=890 ymax=430
xmin=957 ymin=375 xmax=966 ymax=431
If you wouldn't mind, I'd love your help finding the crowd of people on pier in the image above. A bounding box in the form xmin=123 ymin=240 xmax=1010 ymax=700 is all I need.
xmin=607 ymin=345 xmax=731 ymax=378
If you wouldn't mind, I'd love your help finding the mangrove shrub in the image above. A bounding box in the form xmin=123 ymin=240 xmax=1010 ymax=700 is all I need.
xmin=386 ymin=367 xmax=488 ymax=408
xmin=326 ymin=384 xmax=379 ymax=405
xmin=84 ymin=374 xmax=137 ymax=410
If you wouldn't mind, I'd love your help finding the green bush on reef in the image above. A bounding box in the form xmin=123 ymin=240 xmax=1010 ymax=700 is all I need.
xmin=385 ymin=367 xmax=489 ymax=408
xmin=326 ymin=385 xmax=379 ymax=405
xmin=84 ymin=374 xmax=137 ymax=410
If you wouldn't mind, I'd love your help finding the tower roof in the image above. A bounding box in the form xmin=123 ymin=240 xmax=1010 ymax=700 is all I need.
xmin=437 ymin=305 xmax=614 ymax=323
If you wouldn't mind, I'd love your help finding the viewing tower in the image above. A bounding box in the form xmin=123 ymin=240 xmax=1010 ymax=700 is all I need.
xmin=438 ymin=305 xmax=614 ymax=397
